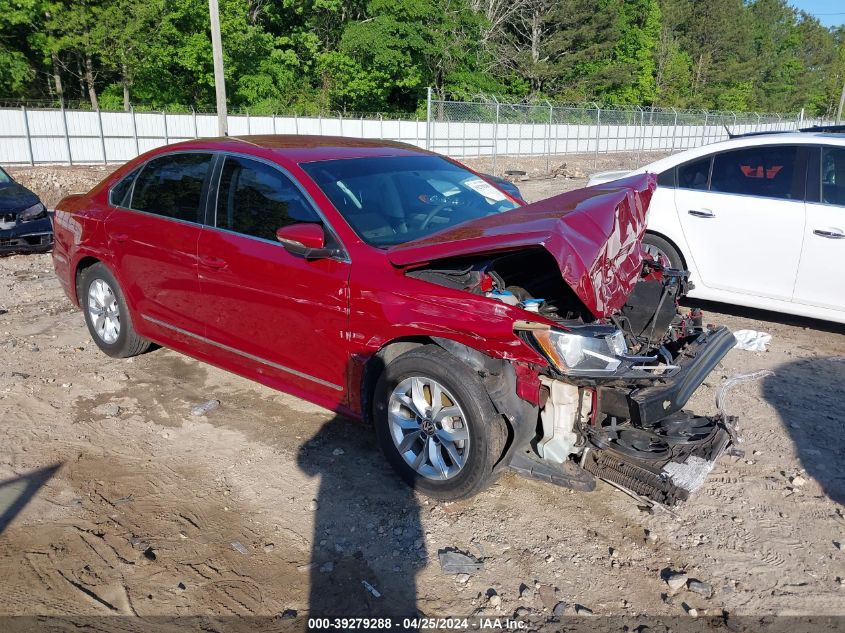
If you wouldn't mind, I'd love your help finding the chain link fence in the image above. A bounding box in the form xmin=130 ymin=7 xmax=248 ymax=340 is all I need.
xmin=0 ymin=93 xmax=832 ymax=168
xmin=427 ymin=93 xmax=829 ymax=172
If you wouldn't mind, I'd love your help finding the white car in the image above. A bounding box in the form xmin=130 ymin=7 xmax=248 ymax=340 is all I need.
xmin=588 ymin=130 xmax=845 ymax=324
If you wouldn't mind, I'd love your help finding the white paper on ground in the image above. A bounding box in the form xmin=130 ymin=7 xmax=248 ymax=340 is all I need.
xmin=732 ymin=330 xmax=772 ymax=352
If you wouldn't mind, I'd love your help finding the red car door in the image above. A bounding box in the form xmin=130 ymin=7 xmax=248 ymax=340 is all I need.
xmin=196 ymin=154 xmax=351 ymax=407
xmin=105 ymin=152 xmax=212 ymax=339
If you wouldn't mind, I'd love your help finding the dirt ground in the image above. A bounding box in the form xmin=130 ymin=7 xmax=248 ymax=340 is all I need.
xmin=0 ymin=159 xmax=844 ymax=629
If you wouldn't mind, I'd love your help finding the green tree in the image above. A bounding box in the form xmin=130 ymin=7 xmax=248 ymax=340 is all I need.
xmin=91 ymin=0 xmax=161 ymax=109
xmin=41 ymin=0 xmax=104 ymax=108
xmin=543 ymin=0 xmax=621 ymax=102
xmin=2 ymin=0 xmax=843 ymax=115
xmin=0 ymin=0 xmax=39 ymax=97
xmin=602 ymin=0 xmax=661 ymax=105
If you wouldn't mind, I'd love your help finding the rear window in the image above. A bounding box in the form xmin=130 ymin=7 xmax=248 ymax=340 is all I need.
xmin=657 ymin=167 xmax=676 ymax=187
xmin=130 ymin=153 xmax=213 ymax=222
xmin=710 ymin=146 xmax=802 ymax=200
xmin=821 ymin=146 xmax=845 ymax=206
xmin=109 ymin=169 xmax=139 ymax=207
xmin=677 ymin=157 xmax=711 ymax=191
xmin=0 ymin=167 xmax=11 ymax=185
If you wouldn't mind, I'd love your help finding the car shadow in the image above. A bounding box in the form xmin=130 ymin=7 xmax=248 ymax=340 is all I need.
xmin=297 ymin=416 xmax=424 ymax=621
xmin=0 ymin=463 xmax=61 ymax=535
xmin=761 ymin=357 xmax=845 ymax=505
xmin=684 ymin=298 xmax=845 ymax=335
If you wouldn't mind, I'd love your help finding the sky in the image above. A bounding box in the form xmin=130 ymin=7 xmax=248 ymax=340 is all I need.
xmin=789 ymin=0 xmax=845 ymax=27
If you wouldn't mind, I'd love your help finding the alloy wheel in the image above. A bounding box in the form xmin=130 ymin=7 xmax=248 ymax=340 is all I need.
xmin=87 ymin=278 xmax=121 ymax=344
xmin=387 ymin=376 xmax=470 ymax=480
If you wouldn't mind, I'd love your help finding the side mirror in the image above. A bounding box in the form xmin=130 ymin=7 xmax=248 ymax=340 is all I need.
xmin=275 ymin=223 xmax=336 ymax=259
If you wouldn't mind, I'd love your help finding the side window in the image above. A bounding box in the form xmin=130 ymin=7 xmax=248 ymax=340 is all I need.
xmin=677 ymin=157 xmax=711 ymax=191
xmin=215 ymin=156 xmax=320 ymax=241
xmin=109 ymin=168 xmax=139 ymax=207
xmin=821 ymin=146 xmax=845 ymax=206
xmin=710 ymin=145 xmax=802 ymax=200
xmin=130 ymin=153 xmax=213 ymax=222
xmin=657 ymin=167 xmax=676 ymax=188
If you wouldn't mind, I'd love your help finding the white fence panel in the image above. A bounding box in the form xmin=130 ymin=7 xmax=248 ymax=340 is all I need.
xmin=0 ymin=104 xmax=824 ymax=168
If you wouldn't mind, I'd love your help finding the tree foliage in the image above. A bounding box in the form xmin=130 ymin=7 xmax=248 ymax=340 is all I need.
xmin=0 ymin=0 xmax=842 ymax=115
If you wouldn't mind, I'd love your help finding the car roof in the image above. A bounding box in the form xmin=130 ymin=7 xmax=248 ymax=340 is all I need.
xmin=163 ymin=135 xmax=433 ymax=163
xmin=638 ymin=131 xmax=845 ymax=173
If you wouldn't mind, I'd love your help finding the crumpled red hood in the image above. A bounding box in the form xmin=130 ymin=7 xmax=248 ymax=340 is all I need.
xmin=387 ymin=173 xmax=656 ymax=317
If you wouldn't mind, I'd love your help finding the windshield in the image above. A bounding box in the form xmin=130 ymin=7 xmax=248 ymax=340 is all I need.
xmin=0 ymin=167 xmax=11 ymax=186
xmin=300 ymin=155 xmax=519 ymax=247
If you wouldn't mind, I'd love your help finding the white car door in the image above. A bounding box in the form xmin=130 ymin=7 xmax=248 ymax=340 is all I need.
xmin=674 ymin=145 xmax=805 ymax=301
xmin=793 ymin=145 xmax=845 ymax=311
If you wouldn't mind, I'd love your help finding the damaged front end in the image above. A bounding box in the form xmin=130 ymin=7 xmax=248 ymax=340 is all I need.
xmin=394 ymin=174 xmax=738 ymax=505
xmin=519 ymin=321 xmax=738 ymax=506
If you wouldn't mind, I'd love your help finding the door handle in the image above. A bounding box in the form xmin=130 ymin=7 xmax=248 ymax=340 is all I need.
xmin=813 ymin=229 xmax=845 ymax=239
xmin=199 ymin=255 xmax=228 ymax=269
xmin=688 ymin=209 xmax=716 ymax=218
xmin=109 ymin=232 xmax=129 ymax=243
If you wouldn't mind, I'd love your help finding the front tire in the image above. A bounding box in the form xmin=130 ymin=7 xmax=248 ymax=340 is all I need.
xmin=373 ymin=345 xmax=507 ymax=501
xmin=79 ymin=262 xmax=151 ymax=358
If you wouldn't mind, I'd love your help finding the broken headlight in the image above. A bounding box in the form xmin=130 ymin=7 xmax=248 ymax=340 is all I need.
xmin=18 ymin=202 xmax=46 ymax=222
xmin=531 ymin=325 xmax=628 ymax=375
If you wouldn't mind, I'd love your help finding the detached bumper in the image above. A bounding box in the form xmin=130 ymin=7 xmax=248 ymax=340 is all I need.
xmin=0 ymin=216 xmax=53 ymax=253
xmin=595 ymin=326 xmax=736 ymax=425
xmin=583 ymin=327 xmax=737 ymax=505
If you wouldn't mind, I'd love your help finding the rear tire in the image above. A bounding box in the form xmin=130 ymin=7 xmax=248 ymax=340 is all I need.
xmin=642 ymin=233 xmax=684 ymax=270
xmin=373 ymin=345 xmax=507 ymax=501
xmin=79 ymin=262 xmax=151 ymax=358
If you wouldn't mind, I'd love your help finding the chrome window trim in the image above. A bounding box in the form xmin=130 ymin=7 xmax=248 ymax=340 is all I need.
xmin=141 ymin=314 xmax=344 ymax=392
xmin=210 ymin=151 xmax=351 ymax=263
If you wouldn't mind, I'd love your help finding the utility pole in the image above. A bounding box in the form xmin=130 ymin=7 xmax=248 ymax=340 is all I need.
xmin=837 ymin=80 xmax=845 ymax=125
xmin=208 ymin=0 xmax=228 ymax=136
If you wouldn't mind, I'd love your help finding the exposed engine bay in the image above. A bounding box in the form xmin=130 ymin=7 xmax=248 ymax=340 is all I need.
xmin=407 ymin=247 xmax=738 ymax=505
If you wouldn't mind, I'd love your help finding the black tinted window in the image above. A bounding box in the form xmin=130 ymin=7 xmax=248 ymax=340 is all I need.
xmin=657 ymin=167 xmax=675 ymax=187
xmin=821 ymin=146 xmax=845 ymax=206
xmin=109 ymin=169 xmax=138 ymax=207
xmin=711 ymin=146 xmax=801 ymax=200
xmin=215 ymin=156 xmax=319 ymax=241
xmin=131 ymin=153 xmax=212 ymax=222
xmin=677 ymin=157 xmax=711 ymax=190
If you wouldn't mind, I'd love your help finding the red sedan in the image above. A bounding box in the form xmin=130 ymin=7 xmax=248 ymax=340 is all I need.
xmin=52 ymin=136 xmax=737 ymax=504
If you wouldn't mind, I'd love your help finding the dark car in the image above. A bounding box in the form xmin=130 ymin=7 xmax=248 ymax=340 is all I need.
xmin=0 ymin=166 xmax=52 ymax=253
xmin=52 ymin=136 xmax=738 ymax=505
